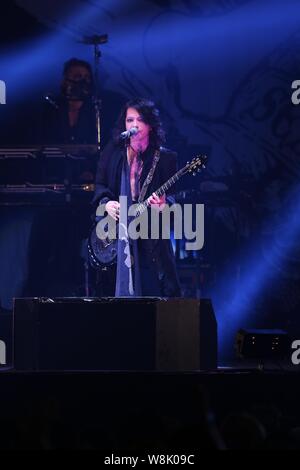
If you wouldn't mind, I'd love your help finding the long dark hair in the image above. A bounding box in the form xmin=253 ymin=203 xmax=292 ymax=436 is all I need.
xmin=113 ymin=98 xmax=166 ymax=148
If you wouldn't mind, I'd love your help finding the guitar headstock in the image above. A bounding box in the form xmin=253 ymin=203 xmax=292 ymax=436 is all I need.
xmin=185 ymin=155 xmax=207 ymax=176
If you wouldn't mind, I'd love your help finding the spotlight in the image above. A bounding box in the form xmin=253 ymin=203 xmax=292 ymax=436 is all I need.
xmin=235 ymin=329 xmax=290 ymax=360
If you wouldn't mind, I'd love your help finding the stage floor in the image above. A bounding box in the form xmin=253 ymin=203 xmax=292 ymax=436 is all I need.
xmin=0 ymin=367 xmax=299 ymax=449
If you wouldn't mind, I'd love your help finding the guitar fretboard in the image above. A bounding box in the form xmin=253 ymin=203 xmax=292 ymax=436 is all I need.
xmin=135 ymin=166 xmax=187 ymax=216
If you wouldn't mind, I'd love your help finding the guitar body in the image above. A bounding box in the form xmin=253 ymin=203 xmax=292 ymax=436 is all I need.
xmin=87 ymin=223 xmax=118 ymax=268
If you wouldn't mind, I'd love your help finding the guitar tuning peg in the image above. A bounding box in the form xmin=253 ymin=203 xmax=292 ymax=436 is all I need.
xmin=192 ymin=172 xmax=196 ymax=176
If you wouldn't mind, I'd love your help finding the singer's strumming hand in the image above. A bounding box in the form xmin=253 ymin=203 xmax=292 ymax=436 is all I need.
xmin=148 ymin=193 xmax=166 ymax=211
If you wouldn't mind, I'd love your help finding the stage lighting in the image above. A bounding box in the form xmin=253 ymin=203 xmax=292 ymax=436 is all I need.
xmin=235 ymin=329 xmax=290 ymax=360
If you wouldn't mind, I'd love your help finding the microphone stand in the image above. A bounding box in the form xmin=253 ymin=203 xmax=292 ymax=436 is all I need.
xmin=93 ymin=41 xmax=102 ymax=151
xmin=80 ymin=34 xmax=109 ymax=297
xmin=81 ymin=34 xmax=108 ymax=152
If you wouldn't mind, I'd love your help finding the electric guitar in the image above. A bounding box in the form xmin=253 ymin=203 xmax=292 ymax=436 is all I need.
xmin=87 ymin=155 xmax=207 ymax=268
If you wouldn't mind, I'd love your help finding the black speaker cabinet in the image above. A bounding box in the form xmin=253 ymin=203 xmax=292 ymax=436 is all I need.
xmin=0 ymin=312 xmax=13 ymax=368
xmin=13 ymin=297 xmax=217 ymax=371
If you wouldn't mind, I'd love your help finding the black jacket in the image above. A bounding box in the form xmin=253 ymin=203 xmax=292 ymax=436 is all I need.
xmin=93 ymin=141 xmax=181 ymax=297
xmin=40 ymin=97 xmax=97 ymax=145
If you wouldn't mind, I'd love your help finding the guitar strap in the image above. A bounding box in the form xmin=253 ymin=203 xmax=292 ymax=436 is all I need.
xmin=138 ymin=148 xmax=161 ymax=203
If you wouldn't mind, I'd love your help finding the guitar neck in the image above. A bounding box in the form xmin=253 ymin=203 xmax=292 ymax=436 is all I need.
xmin=137 ymin=166 xmax=187 ymax=215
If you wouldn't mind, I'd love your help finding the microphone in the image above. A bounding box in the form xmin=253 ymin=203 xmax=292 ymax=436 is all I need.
xmin=120 ymin=127 xmax=139 ymax=139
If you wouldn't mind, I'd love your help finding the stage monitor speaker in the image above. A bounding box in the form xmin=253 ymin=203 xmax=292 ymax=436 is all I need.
xmin=13 ymin=297 xmax=217 ymax=371
xmin=0 ymin=312 xmax=13 ymax=368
